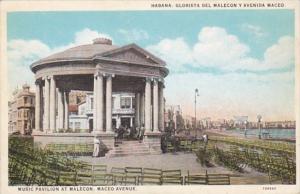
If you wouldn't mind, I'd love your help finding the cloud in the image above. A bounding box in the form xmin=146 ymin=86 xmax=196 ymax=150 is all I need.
xmin=74 ymin=28 xmax=112 ymax=45
xmin=118 ymin=29 xmax=149 ymax=42
xmin=147 ymin=38 xmax=192 ymax=71
xmin=241 ymin=24 xmax=267 ymax=38
xmin=147 ymin=26 xmax=294 ymax=72
xmin=8 ymin=39 xmax=52 ymax=95
xmin=192 ymin=27 xmax=250 ymax=70
xmin=52 ymin=28 xmax=113 ymax=54
xmin=8 ymin=39 xmax=51 ymax=67
xmin=263 ymin=36 xmax=294 ymax=69
xmin=7 ymin=28 xmax=112 ymax=95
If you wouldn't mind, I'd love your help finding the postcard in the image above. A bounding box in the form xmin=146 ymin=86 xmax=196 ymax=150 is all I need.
xmin=0 ymin=0 xmax=299 ymax=194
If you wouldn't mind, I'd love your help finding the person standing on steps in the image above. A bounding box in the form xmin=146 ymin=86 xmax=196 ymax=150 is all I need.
xmin=93 ymin=137 xmax=100 ymax=157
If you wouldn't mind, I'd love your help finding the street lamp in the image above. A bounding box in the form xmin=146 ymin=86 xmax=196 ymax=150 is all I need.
xmin=195 ymin=88 xmax=199 ymax=139
xmin=244 ymin=120 xmax=248 ymax=138
xmin=173 ymin=105 xmax=180 ymax=134
xmin=257 ymin=115 xmax=262 ymax=139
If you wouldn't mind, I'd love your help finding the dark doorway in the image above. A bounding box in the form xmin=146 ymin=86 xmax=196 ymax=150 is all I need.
xmin=112 ymin=119 xmax=116 ymax=129
xmin=89 ymin=119 xmax=93 ymax=132
xmin=121 ymin=118 xmax=130 ymax=128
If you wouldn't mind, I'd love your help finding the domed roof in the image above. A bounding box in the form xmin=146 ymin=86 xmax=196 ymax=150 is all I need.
xmin=32 ymin=38 xmax=119 ymax=66
xmin=30 ymin=37 xmax=168 ymax=78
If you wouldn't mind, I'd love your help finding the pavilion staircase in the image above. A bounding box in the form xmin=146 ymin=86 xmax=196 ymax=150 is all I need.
xmin=106 ymin=140 xmax=161 ymax=157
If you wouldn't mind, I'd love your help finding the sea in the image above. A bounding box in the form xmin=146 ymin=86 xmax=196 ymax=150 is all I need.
xmin=234 ymin=128 xmax=295 ymax=139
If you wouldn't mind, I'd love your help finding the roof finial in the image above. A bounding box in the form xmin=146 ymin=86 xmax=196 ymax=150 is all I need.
xmin=93 ymin=37 xmax=112 ymax=45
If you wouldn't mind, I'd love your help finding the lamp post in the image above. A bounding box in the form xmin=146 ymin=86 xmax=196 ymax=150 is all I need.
xmin=172 ymin=105 xmax=181 ymax=135
xmin=244 ymin=120 xmax=248 ymax=138
xmin=195 ymin=88 xmax=199 ymax=139
xmin=257 ymin=115 xmax=262 ymax=139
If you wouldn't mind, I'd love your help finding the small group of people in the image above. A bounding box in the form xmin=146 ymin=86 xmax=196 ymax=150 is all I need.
xmin=93 ymin=125 xmax=146 ymax=157
xmin=115 ymin=125 xmax=145 ymax=140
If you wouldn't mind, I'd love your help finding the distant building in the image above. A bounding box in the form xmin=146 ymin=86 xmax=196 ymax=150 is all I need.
xmin=8 ymin=84 xmax=35 ymax=135
xmin=69 ymin=92 xmax=136 ymax=131
xmin=265 ymin=121 xmax=296 ymax=129
xmin=233 ymin=116 xmax=248 ymax=128
xmin=69 ymin=91 xmax=86 ymax=105
xmin=200 ymin=117 xmax=211 ymax=129
xmin=8 ymin=89 xmax=19 ymax=134
xmin=165 ymin=105 xmax=182 ymax=130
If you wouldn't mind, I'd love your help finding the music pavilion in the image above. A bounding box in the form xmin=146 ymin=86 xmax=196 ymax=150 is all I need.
xmin=30 ymin=38 xmax=168 ymax=155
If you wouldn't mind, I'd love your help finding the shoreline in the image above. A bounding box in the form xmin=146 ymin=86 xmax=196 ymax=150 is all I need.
xmin=204 ymin=129 xmax=296 ymax=143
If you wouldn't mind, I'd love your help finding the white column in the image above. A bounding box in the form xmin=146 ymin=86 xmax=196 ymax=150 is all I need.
xmin=145 ymin=78 xmax=151 ymax=132
xmin=57 ymin=89 xmax=64 ymax=129
xmin=135 ymin=93 xmax=140 ymax=128
xmin=93 ymin=74 xmax=98 ymax=131
xmin=97 ymin=74 xmax=104 ymax=131
xmin=159 ymin=82 xmax=165 ymax=131
xmin=140 ymin=92 xmax=145 ymax=126
xmin=64 ymin=90 xmax=69 ymax=129
xmin=106 ymin=75 xmax=113 ymax=133
xmin=116 ymin=116 xmax=121 ymax=129
xmin=153 ymin=79 xmax=159 ymax=132
xmin=44 ymin=77 xmax=50 ymax=131
xmin=174 ymin=110 xmax=177 ymax=130
xmin=49 ymin=76 xmax=56 ymax=131
xmin=130 ymin=117 xmax=133 ymax=128
xmin=35 ymin=81 xmax=41 ymax=131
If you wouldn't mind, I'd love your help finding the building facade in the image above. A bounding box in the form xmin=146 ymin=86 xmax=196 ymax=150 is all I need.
xmin=8 ymin=84 xmax=35 ymax=135
xmin=69 ymin=92 xmax=137 ymax=132
xmin=8 ymin=90 xmax=18 ymax=134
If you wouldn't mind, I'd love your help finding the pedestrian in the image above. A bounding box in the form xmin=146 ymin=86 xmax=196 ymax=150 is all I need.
xmin=139 ymin=124 xmax=145 ymax=141
xmin=203 ymin=134 xmax=208 ymax=144
xmin=93 ymin=137 xmax=100 ymax=157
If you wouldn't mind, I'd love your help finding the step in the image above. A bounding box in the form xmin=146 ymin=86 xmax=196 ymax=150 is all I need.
xmin=106 ymin=150 xmax=152 ymax=157
xmin=115 ymin=144 xmax=149 ymax=147
xmin=116 ymin=146 xmax=152 ymax=149
xmin=116 ymin=142 xmax=144 ymax=146
xmin=110 ymin=149 xmax=151 ymax=153
xmin=106 ymin=140 xmax=161 ymax=157
xmin=108 ymin=152 xmax=151 ymax=157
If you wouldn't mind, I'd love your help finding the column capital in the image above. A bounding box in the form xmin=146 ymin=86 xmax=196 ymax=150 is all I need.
xmin=35 ymin=79 xmax=42 ymax=85
xmin=63 ymin=89 xmax=70 ymax=94
xmin=159 ymin=81 xmax=165 ymax=88
xmin=42 ymin=76 xmax=50 ymax=80
xmin=158 ymin=77 xmax=164 ymax=83
xmin=145 ymin=77 xmax=163 ymax=83
xmin=145 ymin=77 xmax=152 ymax=82
xmin=95 ymin=71 xmax=114 ymax=78
xmin=48 ymin=75 xmax=56 ymax=80
xmin=94 ymin=71 xmax=101 ymax=78
xmin=57 ymin=87 xmax=64 ymax=92
xmin=103 ymin=73 xmax=115 ymax=78
xmin=153 ymin=78 xmax=158 ymax=85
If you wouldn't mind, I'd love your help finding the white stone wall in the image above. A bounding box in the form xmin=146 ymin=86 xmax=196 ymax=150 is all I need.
xmin=69 ymin=115 xmax=89 ymax=131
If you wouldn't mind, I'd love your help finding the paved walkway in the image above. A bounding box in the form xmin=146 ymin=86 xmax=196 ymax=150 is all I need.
xmin=75 ymin=153 xmax=271 ymax=184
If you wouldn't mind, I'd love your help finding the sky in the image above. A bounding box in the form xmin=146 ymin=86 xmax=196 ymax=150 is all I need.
xmin=7 ymin=10 xmax=295 ymax=121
